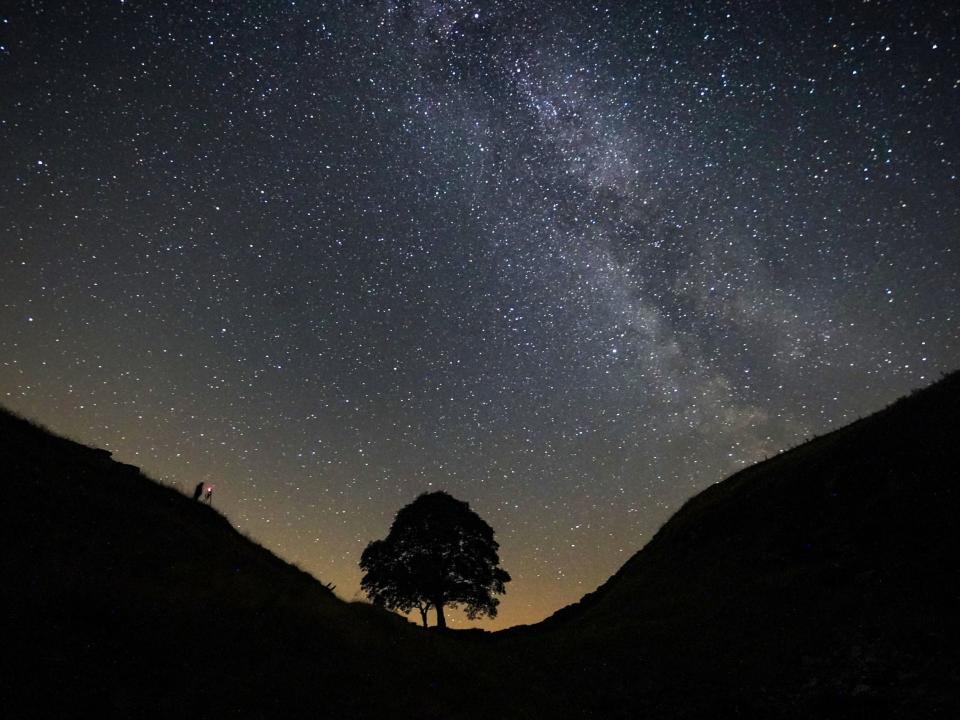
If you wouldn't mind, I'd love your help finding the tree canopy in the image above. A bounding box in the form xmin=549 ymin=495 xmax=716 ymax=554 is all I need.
xmin=359 ymin=491 xmax=510 ymax=628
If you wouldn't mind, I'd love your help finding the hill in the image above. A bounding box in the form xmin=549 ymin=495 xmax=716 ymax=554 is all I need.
xmin=0 ymin=408 xmax=502 ymax=718
xmin=3 ymin=371 xmax=959 ymax=718
xmin=495 ymin=371 xmax=960 ymax=717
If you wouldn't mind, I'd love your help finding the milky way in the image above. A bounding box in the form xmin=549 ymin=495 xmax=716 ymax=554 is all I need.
xmin=2 ymin=1 xmax=958 ymax=627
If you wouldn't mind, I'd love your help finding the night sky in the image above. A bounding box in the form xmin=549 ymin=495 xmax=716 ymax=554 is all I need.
xmin=2 ymin=1 xmax=958 ymax=629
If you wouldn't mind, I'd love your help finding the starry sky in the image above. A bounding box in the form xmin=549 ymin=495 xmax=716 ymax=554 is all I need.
xmin=2 ymin=0 xmax=958 ymax=629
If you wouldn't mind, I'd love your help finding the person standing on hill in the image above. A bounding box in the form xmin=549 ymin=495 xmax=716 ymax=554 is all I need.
xmin=203 ymin=485 xmax=214 ymax=505
xmin=193 ymin=481 xmax=204 ymax=501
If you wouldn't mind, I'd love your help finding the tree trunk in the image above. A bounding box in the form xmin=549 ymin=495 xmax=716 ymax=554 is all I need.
xmin=418 ymin=606 xmax=428 ymax=627
xmin=434 ymin=601 xmax=446 ymax=629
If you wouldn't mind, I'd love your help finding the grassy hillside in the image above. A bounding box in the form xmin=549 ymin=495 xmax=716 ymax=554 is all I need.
xmin=0 ymin=408 xmax=509 ymax=718
xmin=499 ymin=371 xmax=960 ymax=718
xmin=3 ymin=371 xmax=959 ymax=718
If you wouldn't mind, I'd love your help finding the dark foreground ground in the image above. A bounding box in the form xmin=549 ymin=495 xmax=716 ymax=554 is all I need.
xmin=2 ymin=372 xmax=959 ymax=718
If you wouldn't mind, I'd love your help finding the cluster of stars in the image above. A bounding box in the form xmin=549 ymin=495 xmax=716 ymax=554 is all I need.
xmin=1 ymin=1 xmax=957 ymax=628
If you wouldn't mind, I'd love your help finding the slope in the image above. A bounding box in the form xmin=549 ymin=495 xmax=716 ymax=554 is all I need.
xmin=0 ymin=408 xmax=505 ymax=719
xmin=500 ymin=371 xmax=960 ymax=718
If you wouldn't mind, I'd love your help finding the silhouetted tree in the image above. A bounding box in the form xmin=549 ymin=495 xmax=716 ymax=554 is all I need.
xmin=359 ymin=491 xmax=510 ymax=628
